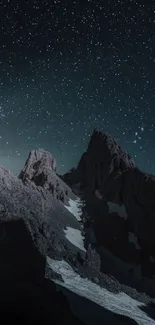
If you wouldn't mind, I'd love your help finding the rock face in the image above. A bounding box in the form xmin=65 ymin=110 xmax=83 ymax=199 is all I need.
xmin=19 ymin=148 xmax=57 ymax=179
xmin=19 ymin=148 xmax=74 ymax=203
xmin=62 ymin=129 xmax=155 ymax=278
xmin=64 ymin=129 xmax=135 ymax=191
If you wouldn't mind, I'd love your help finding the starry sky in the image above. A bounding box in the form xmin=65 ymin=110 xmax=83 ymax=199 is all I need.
xmin=0 ymin=0 xmax=155 ymax=176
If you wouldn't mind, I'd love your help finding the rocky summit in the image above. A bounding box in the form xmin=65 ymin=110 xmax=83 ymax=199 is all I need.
xmin=0 ymin=129 xmax=155 ymax=324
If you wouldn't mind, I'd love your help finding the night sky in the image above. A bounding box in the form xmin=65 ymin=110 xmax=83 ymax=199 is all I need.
xmin=0 ymin=0 xmax=155 ymax=176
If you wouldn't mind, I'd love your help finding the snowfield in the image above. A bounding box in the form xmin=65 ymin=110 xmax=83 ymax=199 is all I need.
xmin=64 ymin=226 xmax=86 ymax=252
xmin=95 ymin=190 xmax=103 ymax=200
xmin=128 ymin=232 xmax=141 ymax=250
xmin=47 ymin=257 xmax=155 ymax=325
xmin=64 ymin=197 xmax=83 ymax=221
xmin=107 ymin=202 xmax=128 ymax=219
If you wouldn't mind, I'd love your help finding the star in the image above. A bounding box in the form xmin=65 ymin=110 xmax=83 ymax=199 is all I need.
xmin=0 ymin=0 xmax=154 ymax=176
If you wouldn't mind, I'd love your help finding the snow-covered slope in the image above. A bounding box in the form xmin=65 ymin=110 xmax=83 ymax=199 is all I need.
xmin=47 ymin=257 xmax=155 ymax=325
xmin=64 ymin=227 xmax=86 ymax=252
xmin=64 ymin=197 xmax=83 ymax=222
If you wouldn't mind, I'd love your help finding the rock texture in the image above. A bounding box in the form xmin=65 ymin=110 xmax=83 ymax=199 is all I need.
xmin=62 ymin=129 xmax=155 ymax=279
xmin=19 ymin=148 xmax=57 ymax=178
xmin=19 ymin=148 xmax=74 ymax=204
xmin=63 ymin=129 xmax=135 ymax=193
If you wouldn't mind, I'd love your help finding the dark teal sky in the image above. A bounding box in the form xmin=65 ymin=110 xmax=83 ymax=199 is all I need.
xmin=0 ymin=0 xmax=155 ymax=175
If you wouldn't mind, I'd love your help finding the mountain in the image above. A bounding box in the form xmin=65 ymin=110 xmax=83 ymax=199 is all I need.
xmin=62 ymin=129 xmax=155 ymax=292
xmin=0 ymin=130 xmax=155 ymax=324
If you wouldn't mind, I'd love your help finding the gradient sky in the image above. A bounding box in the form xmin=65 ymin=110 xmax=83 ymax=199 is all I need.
xmin=0 ymin=0 xmax=155 ymax=176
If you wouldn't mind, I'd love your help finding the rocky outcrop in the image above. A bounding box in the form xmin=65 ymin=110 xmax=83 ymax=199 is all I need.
xmin=19 ymin=148 xmax=57 ymax=179
xmin=19 ymin=148 xmax=75 ymax=203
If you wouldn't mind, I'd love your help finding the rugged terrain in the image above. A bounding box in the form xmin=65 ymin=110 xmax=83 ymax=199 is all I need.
xmin=0 ymin=129 xmax=155 ymax=324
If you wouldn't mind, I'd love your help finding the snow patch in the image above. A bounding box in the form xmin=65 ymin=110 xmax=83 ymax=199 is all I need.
xmin=108 ymin=202 xmax=128 ymax=219
xmin=95 ymin=190 xmax=103 ymax=200
xmin=149 ymin=256 xmax=155 ymax=263
xmin=64 ymin=197 xmax=83 ymax=221
xmin=47 ymin=257 xmax=154 ymax=325
xmin=128 ymin=232 xmax=141 ymax=250
xmin=64 ymin=226 xmax=86 ymax=252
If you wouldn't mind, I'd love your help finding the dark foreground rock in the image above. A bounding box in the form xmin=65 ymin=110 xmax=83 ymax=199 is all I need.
xmin=0 ymin=218 xmax=83 ymax=324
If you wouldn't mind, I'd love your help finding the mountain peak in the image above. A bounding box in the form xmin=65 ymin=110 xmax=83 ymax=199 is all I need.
xmin=88 ymin=129 xmax=135 ymax=169
xmin=72 ymin=129 xmax=136 ymax=193
xmin=18 ymin=148 xmax=57 ymax=181
xmin=62 ymin=129 xmax=136 ymax=193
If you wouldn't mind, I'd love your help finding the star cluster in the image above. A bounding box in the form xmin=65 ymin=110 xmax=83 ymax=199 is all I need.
xmin=0 ymin=0 xmax=155 ymax=175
